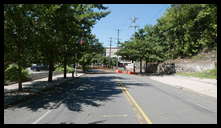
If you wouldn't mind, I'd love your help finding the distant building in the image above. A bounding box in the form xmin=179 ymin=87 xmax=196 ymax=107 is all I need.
xmin=105 ymin=47 xmax=119 ymax=58
xmin=105 ymin=47 xmax=132 ymax=67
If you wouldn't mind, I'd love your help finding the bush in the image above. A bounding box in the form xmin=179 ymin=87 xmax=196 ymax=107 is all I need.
xmin=4 ymin=64 xmax=30 ymax=83
xmin=55 ymin=65 xmax=74 ymax=73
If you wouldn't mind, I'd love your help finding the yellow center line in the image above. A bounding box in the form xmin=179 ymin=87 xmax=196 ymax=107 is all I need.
xmin=119 ymin=84 xmax=153 ymax=124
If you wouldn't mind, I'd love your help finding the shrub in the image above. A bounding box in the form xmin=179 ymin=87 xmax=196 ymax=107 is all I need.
xmin=55 ymin=65 xmax=74 ymax=73
xmin=4 ymin=64 xmax=30 ymax=83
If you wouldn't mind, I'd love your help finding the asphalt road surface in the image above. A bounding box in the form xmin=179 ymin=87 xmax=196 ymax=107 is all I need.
xmin=4 ymin=69 xmax=217 ymax=124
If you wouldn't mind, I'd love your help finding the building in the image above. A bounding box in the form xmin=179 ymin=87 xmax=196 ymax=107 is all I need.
xmin=105 ymin=47 xmax=132 ymax=67
xmin=105 ymin=47 xmax=119 ymax=58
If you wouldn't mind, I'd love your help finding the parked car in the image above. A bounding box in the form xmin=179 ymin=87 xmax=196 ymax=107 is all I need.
xmin=31 ymin=64 xmax=48 ymax=71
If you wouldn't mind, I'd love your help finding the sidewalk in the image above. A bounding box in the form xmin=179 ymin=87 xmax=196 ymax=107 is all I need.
xmin=4 ymin=73 xmax=84 ymax=91
xmin=148 ymin=74 xmax=217 ymax=98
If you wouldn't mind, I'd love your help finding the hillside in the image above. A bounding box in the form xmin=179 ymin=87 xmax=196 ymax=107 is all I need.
xmin=171 ymin=50 xmax=217 ymax=72
xmin=169 ymin=50 xmax=217 ymax=79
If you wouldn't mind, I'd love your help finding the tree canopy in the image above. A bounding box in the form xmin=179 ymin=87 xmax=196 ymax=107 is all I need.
xmin=4 ymin=4 xmax=109 ymax=91
xmin=116 ymin=4 xmax=217 ymax=73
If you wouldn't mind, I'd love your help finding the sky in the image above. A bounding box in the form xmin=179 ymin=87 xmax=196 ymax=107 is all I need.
xmin=92 ymin=4 xmax=171 ymax=48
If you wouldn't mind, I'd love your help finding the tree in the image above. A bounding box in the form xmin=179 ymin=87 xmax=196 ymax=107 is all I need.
xmin=31 ymin=5 xmax=63 ymax=82
xmin=4 ymin=4 xmax=109 ymax=91
xmin=133 ymin=28 xmax=147 ymax=73
xmin=52 ymin=4 xmax=109 ymax=78
xmin=155 ymin=4 xmax=217 ymax=58
xmin=31 ymin=4 xmax=109 ymax=80
xmin=116 ymin=4 xmax=217 ymax=75
xmin=116 ymin=41 xmax=139 ymax=72
xmin=4 ymin=4 xmax=36 ymax=91
xmin=79 ymin=35 xmax=105 ymax=72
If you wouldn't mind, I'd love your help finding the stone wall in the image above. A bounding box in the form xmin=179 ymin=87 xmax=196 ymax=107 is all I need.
xmin=135 ymin=62 xmax=176 ymax=74
xmin=129 ymin=56 xmax=216 ymax=74
xmin=157 ymin=62 xmax=176 ymax=74
xmin=175 ymin=61 xmax=216 ymax=72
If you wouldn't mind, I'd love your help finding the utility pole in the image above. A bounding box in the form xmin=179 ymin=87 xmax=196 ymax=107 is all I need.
xmin=130 ymin=16 xmax=139 ymax=73
xmin=116 ymin=29 xmax=120 ymax=69
xmin=130 ymin=16 xmax=139 ymax=33
xmin=109 ymin=37 xmax=112 ymax=68
xmin=117 ymin=29 xmax=120 ymax=46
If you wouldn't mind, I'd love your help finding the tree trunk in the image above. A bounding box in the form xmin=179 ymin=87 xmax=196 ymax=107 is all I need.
xmin=140 ymin=58 xmax=142 ymax=73
xmin=72 ymin=63 xmax=75 ymax=78
xmin=18 ymin=64 xmax=22 ymax=91
xmin=63 ymin=56 xmax=67 ymax=78
xmin=82 ymin=65 xmax=86 ymax=73
xmin=145 ymin=61 xmax=148 ymax=73
xmin=48 ymin=61 xmax=53 ymax=82
xmin=17 ymin=40 xmax=22 ymax=91
xmin=132 ymin=60 xmax=135 ymax=73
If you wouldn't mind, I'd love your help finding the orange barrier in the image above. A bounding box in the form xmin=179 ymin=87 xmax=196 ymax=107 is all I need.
xmin=127 ymin=71 xmax=136 ymax=74
xmin=115 ymin=70 xmax=122 ymax=73
xmin=122 ymin=71 xmax=128 ymax=74
xmin=116 ymin=70 xmax=136 ymax=75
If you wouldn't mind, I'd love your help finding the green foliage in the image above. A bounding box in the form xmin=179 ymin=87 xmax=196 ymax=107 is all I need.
xmin=155 ymin=4 xmax=217 ymax=58
xmin=176 ymin=68 xmax=217 ymax=79
xmin=98 ymin=56 xmax=110 ymax=66
xmin=116 ymin=41 xmax=139 ymax=61
xmin=117 ymin=4 xmax=217 ymax=67
xmin=78 ymin=34 xmax=105 ymax=72
xmin=4 ymin=64 xmax=30 ymax=83
xmin=4 ymin=4 xmax=109 ymax=87
xmin=110 ymin=57 xmax=118 ymax=66
xmin=55 ymin=65 xmax=74 ymax=73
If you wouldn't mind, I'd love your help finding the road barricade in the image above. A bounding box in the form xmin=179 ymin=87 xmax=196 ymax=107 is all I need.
xmin=115 ymin=70 xmax=136 ymax=75
xmin=123 ymin=71 xmax=128 ymax=74
xmin=115 ymin=69 xmax=122 ymax=73
xmin=127 ymin=71 xmax=136 ymax=75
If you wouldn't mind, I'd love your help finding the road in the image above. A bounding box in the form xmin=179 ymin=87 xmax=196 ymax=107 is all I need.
xmin=4 ymin=70 xmax=217 ymax=124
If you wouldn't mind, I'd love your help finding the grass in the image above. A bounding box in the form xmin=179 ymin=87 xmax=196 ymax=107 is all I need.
xmin=191 ymin=49 xmax=217 ymax=61
xmin=176 ymin=68 xmax=217 ymax=79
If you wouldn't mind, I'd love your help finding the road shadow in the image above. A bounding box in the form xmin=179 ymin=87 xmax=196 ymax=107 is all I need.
xmin=4 ymin=77 xmax=78 ymax=108
xmin=120 ymin=82 xmax=152 ymax=88
xmin=88 ymin=120 xmax=106 ymax=124
xmin=8 ymin=72 xmax=124 ymax=113
xmin=6 ymin=69 xmax=160 ymax=112
xmin=86 ymin=69 xmax=116 ymax=74
xmin=58 ymin=120 xmax=106 ymax=124
xmin=4 ymin=77 xmax=74 ymax=93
